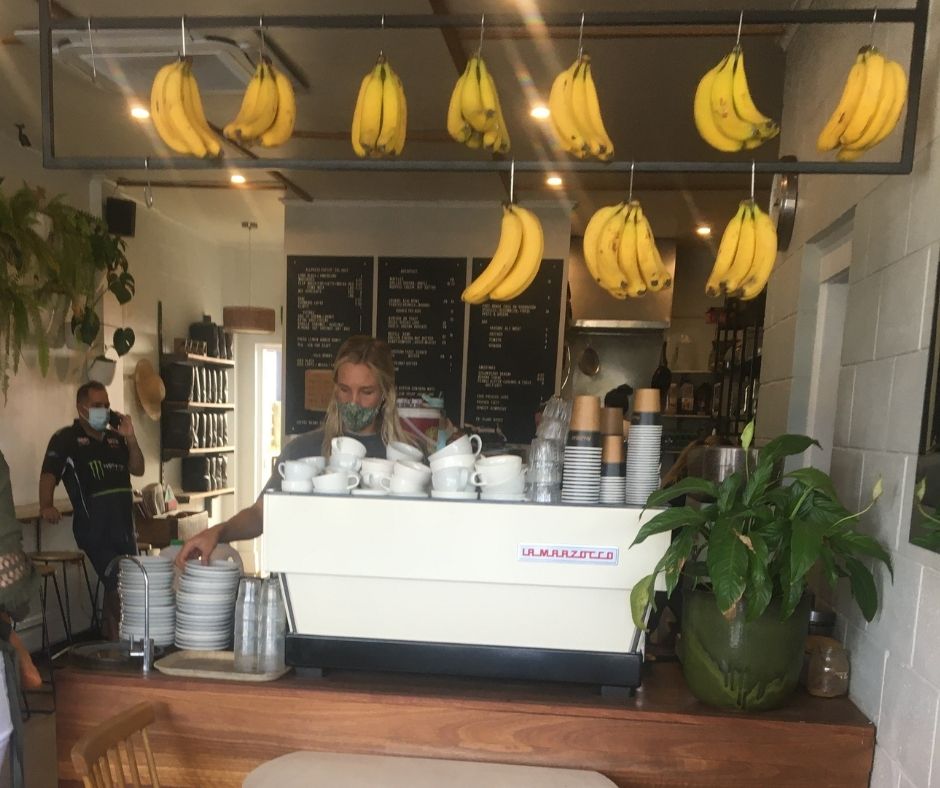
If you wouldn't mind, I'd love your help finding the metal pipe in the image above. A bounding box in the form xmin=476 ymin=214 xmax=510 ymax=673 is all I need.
xmin=46 ymin=8 xmax=922 ymax=32
xmin=37 ymin=0 xmax=54 ymax=165
xmin=103 ymin=555 xmax=152 ymax=676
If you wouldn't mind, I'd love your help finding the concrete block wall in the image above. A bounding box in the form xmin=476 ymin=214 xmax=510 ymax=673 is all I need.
xmin=759 ymin=2 xmax=940 ymax=784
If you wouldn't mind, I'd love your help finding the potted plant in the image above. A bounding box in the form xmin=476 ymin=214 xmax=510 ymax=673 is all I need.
xmin=630 ymin=423 xmax=891 ymax=711
xmin=0 ymin=180 xmax=136 ymax=399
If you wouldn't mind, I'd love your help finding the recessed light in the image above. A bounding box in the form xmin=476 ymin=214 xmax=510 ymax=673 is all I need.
xmin=130 ymin=106 xmax=150 ymax=120
xmin=530 ymin=105 xmax=550 ymax=120
xmin=696 ymin=225 xmax=712 ymax=237
xmin=546 ymin=175 xmax=563 ymax=188
xmin=230 ymin=174 xmax=247 ymax=185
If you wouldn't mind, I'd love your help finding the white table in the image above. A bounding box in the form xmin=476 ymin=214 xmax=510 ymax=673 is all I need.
xmin=243 ymin=751 xmax=618 ymax=787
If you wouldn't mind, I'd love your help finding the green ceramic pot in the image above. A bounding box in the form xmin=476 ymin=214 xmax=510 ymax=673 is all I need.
xmin=678 ymin=589 xmax=810 ymax=711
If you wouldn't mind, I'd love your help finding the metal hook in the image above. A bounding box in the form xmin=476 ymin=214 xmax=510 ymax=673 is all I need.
xmin=87 ymin=18 xmax=97 ymax=81
xmin=750 ymin=160 xmax=756 ymax=202
xmin=380 ymin=14 xmax=385 ymax=57
xmin=180 ymin=16 xmax=186 ymax=58
xmin=144 ymin=158 xmax=154 ymax=209
xmin=478 ymin=12 xmax=485 ymax=56
xmin=628 ymin=162 xmax=635 ymax=203
xmin=509 ymin=159 xmax=515 ymax=204
xmin=870 ymin=8 xmax=878 ymax=46
xmin=736 ymin=10 xmax=744 ymax=48
xmin=259 ymin=16 xmax=266 ymax=59
xmin=577 ymin=11 xmax=586 ymax=60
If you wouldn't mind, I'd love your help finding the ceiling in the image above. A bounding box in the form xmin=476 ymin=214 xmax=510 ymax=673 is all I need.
xmin=1 ymin=0 xmax=791 ymax=246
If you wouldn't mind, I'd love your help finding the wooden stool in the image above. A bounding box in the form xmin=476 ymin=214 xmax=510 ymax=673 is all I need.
xmin=29 ymin=551 xmax=99 ymax=642
xmin=32 ymin=562 xmax=67 ymax=703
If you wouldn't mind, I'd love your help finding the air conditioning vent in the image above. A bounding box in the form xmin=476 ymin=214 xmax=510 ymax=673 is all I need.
xmin=16 ymin=29 xmax=299 ymax=96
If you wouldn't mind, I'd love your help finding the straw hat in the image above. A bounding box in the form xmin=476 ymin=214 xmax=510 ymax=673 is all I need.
xmin=134 ymin=359 xmax=166 ymax=421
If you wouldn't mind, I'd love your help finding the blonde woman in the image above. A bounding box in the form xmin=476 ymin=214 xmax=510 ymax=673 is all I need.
xmin=176 ymin=335 xmax=421 ymax=566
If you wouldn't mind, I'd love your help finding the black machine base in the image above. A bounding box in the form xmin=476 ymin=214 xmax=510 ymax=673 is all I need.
xmin=285 ymin=634 xmax=643 ymax=689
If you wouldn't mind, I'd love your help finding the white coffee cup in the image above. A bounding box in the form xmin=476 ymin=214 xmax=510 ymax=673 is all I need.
xmin=429 ymin=453 xmax=476 ymax=473
xmin=279 ymin=459 xmax=317 ymax=481
xmin=381 ymin=475 xmax=426 ymax=495
xmin=432 ymin=466 xmax=471 ymax=492
xmin=298 ymin=456 xmax=326 ymax=475
xmin=386 ymin=441 xmax=424 ymax=462
xmin=281 ymin=479 xmax=313 ymax=494
xmin=429 ymin=434 xmax=482 ymax=462
xmin=331 ymin=436 xmax=367 ymax=458
xmin=472 ymin=465 xmax=526 ymax=490
xmin=329 ymin=452 xmax=362 ymax=472
xmin=360 ymin=458 xmax=395 ymax=490
xmin=475 ymin=454 xmax=523 ymax=473
xmin=312 ymin=471 xmax=359 ymax=494
xmin=393 ymin=460 xmax=432 ymax=487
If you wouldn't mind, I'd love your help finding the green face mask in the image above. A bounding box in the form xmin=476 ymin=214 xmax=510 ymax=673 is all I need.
xmin=339 ymin=401 xmax=379 ymax=433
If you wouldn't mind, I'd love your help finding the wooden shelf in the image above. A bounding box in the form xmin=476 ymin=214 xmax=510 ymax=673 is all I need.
xmin=163 ymin=401 xmax=236 ymax=411
xmin=176 ymin=488 xmax=235 ymax=503
xmin=162 ymin=446 xmax=236 ymax=459
xmin=162 ymin=352 xmax=235 ymax=368
xmin=661 ymin=413 xmax=712 ymax=419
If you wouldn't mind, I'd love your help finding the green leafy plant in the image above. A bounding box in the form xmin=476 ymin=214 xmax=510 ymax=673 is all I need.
xmin=912 ymin=477 xmax=940 ymax=550
xmin=630 ymin=424 xmax=892 ymax=629
xmin=0 ymin=180 xmax=135 ymax=399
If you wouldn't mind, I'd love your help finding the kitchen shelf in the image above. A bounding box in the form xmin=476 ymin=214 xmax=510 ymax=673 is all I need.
xmin=661 ymin=413 xmax=713 ymax=419
xmin=163 ymin=401 xmax=236 ymax=411
xmin=163 ymin=352 xmax=235 ymax=368
xmin=162 ymin=446 xmax=236 ymax=459
xmin=176 ymin=488 xmax=235 ymax=503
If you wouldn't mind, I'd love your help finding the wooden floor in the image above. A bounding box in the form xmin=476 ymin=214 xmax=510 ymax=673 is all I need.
xmin=55 ymin=662 xmax=874 ymax=787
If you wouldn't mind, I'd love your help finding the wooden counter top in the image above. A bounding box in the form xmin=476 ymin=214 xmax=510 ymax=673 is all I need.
xmin=55 ymin=661 xmax=873 ymax=786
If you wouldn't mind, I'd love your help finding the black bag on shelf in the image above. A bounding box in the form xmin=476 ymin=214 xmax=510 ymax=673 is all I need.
xmin=162 ymin=365 xmax=195 ymax=403
xmin=182 ymin=456 xmax=212 ymax=492
xmin=162 ymin=412 xmax=194 ymax=450
xmin=189 ymin=317 xmax=220 ymax=357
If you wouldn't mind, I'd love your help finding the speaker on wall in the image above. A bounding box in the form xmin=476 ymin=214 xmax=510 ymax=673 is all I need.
xmin=104 ymin=197 xmax=136 ymax=237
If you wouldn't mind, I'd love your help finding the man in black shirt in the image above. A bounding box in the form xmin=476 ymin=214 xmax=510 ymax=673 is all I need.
xmin=39 ymin=381 xmax=144 ymax=639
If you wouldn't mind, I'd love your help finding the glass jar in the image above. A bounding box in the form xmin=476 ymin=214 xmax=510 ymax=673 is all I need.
xmin=807 ymin=642 xmax=850 ymax=698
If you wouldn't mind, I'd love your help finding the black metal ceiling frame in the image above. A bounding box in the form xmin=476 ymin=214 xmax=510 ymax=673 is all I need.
xmin=37 ymin=0 xmax=928 ymax=176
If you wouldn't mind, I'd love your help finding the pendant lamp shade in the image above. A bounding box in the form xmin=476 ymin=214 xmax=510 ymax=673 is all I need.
xmin=223 ymin=219 xmax=276 ymax=334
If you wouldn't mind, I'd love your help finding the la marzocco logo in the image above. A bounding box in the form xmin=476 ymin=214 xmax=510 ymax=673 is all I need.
xmin=518 ymin=544 xmax=619 ymax=565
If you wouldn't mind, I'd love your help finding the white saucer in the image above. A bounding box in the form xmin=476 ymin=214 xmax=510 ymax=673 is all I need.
xmin=430 ymin=490 xmax=478 ymax=500
xmin=352 ymin=488 xmax=387 ymax=497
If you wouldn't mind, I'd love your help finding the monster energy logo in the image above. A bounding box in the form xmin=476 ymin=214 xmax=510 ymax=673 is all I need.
xmin=88 ymin=460 xmax=105 ymax=480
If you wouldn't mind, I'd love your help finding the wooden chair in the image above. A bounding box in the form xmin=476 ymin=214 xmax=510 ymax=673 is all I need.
xmin=70 ymin=701 xmax=161 ymax=787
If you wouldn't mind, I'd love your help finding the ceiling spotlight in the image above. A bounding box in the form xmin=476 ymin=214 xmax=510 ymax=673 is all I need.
xmin=130 ymin=106 xmax=150 ymax=120
xmin=696 ymin=225 xmax=712 ymax=238
xmin=545 ymin=175 xmax=563 ymax=188
xmin=530 ymin=105 xmax=551 ymax=120
xmin=230 ymin=174 xmax=247 ymax=185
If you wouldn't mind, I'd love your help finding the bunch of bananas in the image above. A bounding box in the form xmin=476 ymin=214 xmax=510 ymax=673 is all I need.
xmin=447 ymin=54 xmax=510 ymax=153
xmin=223 ymin=59 xmax=296 ymax=147
xmin=705 ymin=200 xmax=778 ymax=301
xmin=351 ymin=55 xmax=407 ymax=158
xmin=462 ymin=204 xmax=544 ymax=304
xmin=150 ymin=58 xmax=222 ymax=158
xmin=817 ymin=46 xmax=908 ymax=161
xmin=583 ymin=201 xmax=672 ymax=299
xmin=548 ymin=55 xmax=614 ymax=160
xmin=693 ymin=46 xmax=779 ymax=152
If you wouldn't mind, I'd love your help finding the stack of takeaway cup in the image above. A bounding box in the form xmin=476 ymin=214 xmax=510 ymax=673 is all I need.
xmin=600 ymin=407 xmax=626 ymax=505
xmin=561 ymin=395 xmax=602 ymax=505
xmin=428 ymin=433 xmax=481 ymax=500
xmin=625 ymin=388 xmax=663 ymax=506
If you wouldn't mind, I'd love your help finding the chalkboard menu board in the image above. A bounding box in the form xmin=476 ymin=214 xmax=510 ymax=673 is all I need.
xmin=285 ymin=256 xmax=374 ymax=434
xmin=464 ymin=259 xmax=563 ymax=444
xmin=376 ymin=257 xmax=467 ymax=423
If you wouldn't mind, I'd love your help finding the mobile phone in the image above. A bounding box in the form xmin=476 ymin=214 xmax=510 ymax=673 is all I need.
xmin=108 ymin=410 xmax=123 ymax=429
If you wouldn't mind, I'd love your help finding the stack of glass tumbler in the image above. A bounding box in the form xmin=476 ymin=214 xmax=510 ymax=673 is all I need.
xmin=527 ymin=397 xmax=570 ymax=503
xmin=234 ymin=576 xmax=287 ymax=675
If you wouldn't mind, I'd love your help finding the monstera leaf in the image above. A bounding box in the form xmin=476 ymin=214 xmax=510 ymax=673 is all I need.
xmin=70 ymin=306 xmax=100 ymax=345
xmin=112 ymin=327 xmax=135 ymax=356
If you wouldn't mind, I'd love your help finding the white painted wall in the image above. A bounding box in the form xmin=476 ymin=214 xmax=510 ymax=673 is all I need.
xmin=760 ymin=3 xmax=940 ymax=784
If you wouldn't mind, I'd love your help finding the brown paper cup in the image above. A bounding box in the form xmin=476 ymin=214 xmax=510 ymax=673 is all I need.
xmin=601 ymin=407 xmax=624 ymax=435
xmin=570 ymin=395 xmax=602 ymax=432
xmin=633 ymin=388 xmax=662 ymax=414
xmin=602 ymin=435 xmax=625 ymax=464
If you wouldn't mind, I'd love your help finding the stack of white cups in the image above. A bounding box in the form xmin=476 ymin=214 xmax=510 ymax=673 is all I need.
xmin=624 ymin=389 xmax=663 ymax=506
xmin=472 ymin=455 xmax=526 ymax=502
xmin=428 ymin=434 xmax=481 ymax=500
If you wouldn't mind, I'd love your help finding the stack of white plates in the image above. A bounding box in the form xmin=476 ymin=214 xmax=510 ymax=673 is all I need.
xmin=600 ymin=462 xmax=626 ymax=505
xmin=561 ymin=435 xmax=602 ymax=505
xmin=175 ymin=559 xmax=241 ymax=651
xmin=625 ymin=425 xmax=663 ymax=505
xmin=119 ymin=556 xmax=175 ymax=647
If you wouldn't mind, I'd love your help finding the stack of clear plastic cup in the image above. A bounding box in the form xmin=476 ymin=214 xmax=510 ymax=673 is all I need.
xmin=233 ymin=577 xmax=262 ymax=673
xmin=526 ymin=438 xmax=563 ymax=503
xmin=259 ymin=577 xmax=287 ymax=674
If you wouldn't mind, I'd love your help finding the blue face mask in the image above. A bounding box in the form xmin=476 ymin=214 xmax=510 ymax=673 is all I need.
xmin=87 ymin=407 xmax=110 ymax=431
